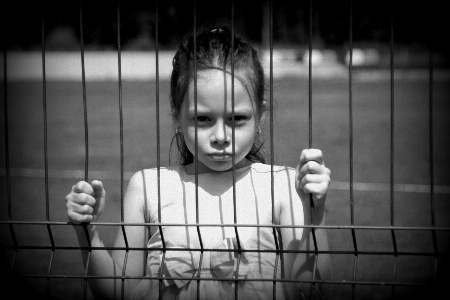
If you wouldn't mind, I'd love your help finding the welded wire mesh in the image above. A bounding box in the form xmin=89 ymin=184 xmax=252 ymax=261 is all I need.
xmin=1 ymin=1 xmax=449 ymax=300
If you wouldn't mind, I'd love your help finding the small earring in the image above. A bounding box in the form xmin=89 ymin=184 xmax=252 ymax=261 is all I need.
xmin=256 ymin=127 xmax=261 ymax=134
xmin=175 ymin=127 xmax=182 ymax=134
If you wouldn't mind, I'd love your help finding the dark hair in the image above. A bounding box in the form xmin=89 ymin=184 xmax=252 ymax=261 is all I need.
xmin=170 ymin=25 xmax=267 ymax=165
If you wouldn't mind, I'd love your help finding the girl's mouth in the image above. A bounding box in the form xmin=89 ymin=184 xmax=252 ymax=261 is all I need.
xmin=208 ymin=154 xmax=232 ymax=161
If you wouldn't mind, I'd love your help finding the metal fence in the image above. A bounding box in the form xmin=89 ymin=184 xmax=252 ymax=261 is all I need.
xmin=1 ymin=1 xmax=449 ymax=299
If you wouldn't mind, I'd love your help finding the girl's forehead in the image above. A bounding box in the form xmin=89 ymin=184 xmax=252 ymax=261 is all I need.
xmin=192 ymin=69 xmax=253 ymax=98
xmin=184 ymin=70 xmax=257 ymax=112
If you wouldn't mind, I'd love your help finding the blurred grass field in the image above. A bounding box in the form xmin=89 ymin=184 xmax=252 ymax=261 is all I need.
xmin=1 ymin=72 xmax=450 ymax=299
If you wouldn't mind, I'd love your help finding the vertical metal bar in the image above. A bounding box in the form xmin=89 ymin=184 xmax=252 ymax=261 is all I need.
xmin=121 ymin=249 xmax=129 ymax=300
xmin=308 ymin=0 xmax=313 ymax=153
xmin=116 ymin=3 xmax=128 ymax=299
xmin=158 ymin=251 xmax=166 ymax=300
xmin=158 ymin=228 xmax=166 ymax=297
xmin=269 ymin=0 xmax=274 ymax=223
xmin=308 ymin=0 xmax=317 ymax=228
xmin=42 ymin=15 xmax=56 ymax=297
xmin=272 ymin=245 xmax=280 ymax=300
xmin=389 ymin=2 xmax=395 ymax=230
xmin=46 ymin=250 xmax=55 ymax=296
xmin=45 ymin=223 xmax=56 ymax=292
xmin=352 ymin=255 xmax=358 ymax=300
xmin=3 ymin=9 xmax=10 ymax=223
xmin=307 ymin=0 xmax=317 ymax=225
xmin=79 ymin=5 xmax=90 ymax=300
xmin=389 ymin=7 xmax=399 ymax=298
xmin=9 ymin=246 xmax=17 ymax=272
xmin=155 ymin=0 xmax=161 ymax=231
xmin=268 ymin=1 xmax=280 ymax=299
xmin=42 ymin=17 xmax=50 ymax=225
xmin=230 ymin=2 xmax=242 ymax=299
xmin=391 ymin=232 xmax=398 ymax=297
xmin=392 ymin=255 xmax=398 ymax=298
xmin=192 ymin=2 xmax=203 ymax=299
xmin=348 ymin=0 xmax=354 ymax=228
xmin=3 ymin=10 xmax=18 ymax=278
xmin=80 ymin=5 xmax=89 ymax=183
xmin=84 ymin=250 xmax=91 ymax=300
xmin=153 ymin=2 xmax=166 ymax=299
xmin=348 ymin=2 xmax=358 ymax=299
xmin=117 ymin=0 xmax=124 ymax=224
xmin=428 ymin=5 xmax=438 ymax=279
xmin=308 ymin=0 xmax=318 ymax=298
xmin=193 ymin=0 xmax=198 ymax=226
xmin=231 ymin=1 xmax=237 ymax=238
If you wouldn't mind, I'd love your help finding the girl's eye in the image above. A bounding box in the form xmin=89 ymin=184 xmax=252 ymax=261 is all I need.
xmin=230 ymin=115 xmax=248 ymax=123
xmin=196 ymin=116 xmax=210 ymax=122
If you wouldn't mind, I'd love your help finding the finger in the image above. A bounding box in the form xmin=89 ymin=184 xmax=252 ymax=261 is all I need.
xmin=300 ymin=174 xmax=325 ymax=193
xmin=300 ymin=174 xmax=324 ymax=188
xmin=299 ymin=161 xmax=324 ymax=178
xmin=67 ymin=211 xmax=93 ymax=224
xmin=302 ymin=182 xmax=328 ymax=197
xmin=91 ymin=180 xmax=106 ymax=214
xmin=299 ymin=149 xmax=324 ymax=166
xmin=66 ymin=200 xmax=94 ymax=214
xmin=72 ymin=204 xmax=94 ymax=215
xmin=91 ymin=180 xmax=105 ymax=199
xmin=66 ymin=193 xmax=96 ymax=206
xmin=72 ymin=181 xmax=94 ymax=195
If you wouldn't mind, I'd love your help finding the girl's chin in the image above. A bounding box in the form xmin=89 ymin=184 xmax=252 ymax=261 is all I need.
xmin=201 ymin=157 xmax=252 ymax=173
xmin=199 ymin=161 xmax=234 ymax=173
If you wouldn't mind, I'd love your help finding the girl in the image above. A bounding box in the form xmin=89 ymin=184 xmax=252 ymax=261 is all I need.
xmin=66 ymin=26 xmax=331 ymax=300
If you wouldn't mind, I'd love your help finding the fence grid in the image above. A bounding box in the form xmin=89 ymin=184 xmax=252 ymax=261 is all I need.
xmin=1 ymin=0 xmax=449 ymax=299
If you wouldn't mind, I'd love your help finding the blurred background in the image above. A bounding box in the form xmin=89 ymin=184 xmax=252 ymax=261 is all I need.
xmin=1 ymin=1 xmax=450 ymax=300
xmin=4 ymin=0 xmax=450 ymax=68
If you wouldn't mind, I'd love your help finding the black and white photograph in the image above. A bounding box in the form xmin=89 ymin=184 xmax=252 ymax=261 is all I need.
xmin=1 ymin=1 xmax=449 ymax=299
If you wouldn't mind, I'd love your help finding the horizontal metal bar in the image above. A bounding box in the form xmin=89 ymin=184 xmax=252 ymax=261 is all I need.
xmin=1 ymin=221 xmax=449 ymax=232
xmin=12 ymin=274 xmax=429 ymax=288
xmin=0 ymin=245 xmax=446 ymax=257
xmin=3 ymin=168 xmax=450 ymax=194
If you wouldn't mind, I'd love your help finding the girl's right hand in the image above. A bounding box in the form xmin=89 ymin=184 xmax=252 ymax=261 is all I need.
xmin=66 ymin=180 xmax=106 ymax=224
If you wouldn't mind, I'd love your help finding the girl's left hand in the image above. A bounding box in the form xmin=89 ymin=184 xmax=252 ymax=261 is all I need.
xmin=295 ymin=149 xmax=331 ymax=201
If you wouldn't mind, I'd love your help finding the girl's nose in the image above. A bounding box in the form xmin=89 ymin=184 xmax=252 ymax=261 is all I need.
xmin=211 ymin=122 xmax=230 ymax=145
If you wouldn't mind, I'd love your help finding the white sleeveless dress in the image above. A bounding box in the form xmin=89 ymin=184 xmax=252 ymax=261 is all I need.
xmin=131 ymin=163 xmax=301 ymax=300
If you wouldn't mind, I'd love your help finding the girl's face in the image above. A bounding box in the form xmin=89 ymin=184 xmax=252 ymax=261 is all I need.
xmin=179 ymin=69 xmax=262 ymax=174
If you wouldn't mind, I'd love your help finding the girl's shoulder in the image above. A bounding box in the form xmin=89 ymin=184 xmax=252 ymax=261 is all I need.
xmin=138 ymin=165 xmax=185 ymax=183
xmin=125 ymin=166 xmax=185 ymax=193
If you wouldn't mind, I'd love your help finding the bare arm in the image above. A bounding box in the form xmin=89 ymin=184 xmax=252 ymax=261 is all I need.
xmin=279 ymin=149 xmax=331 ymax=299
xmin=66 ymin=171 xmax=147 ymax=300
